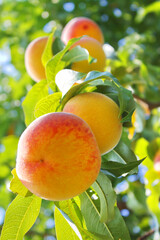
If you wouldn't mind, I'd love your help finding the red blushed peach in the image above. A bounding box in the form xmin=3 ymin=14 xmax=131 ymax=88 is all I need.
xmin=61 ymin=17 xmax=104 ymax=45
xmin=16 ymin=112 xmax=101 ymax=201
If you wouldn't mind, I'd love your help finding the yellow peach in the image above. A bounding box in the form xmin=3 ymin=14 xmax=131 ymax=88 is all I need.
xmin=71 ymin=36 xmax=106 ymax=73
xmin=63 ymin=92 xmax=122 ymax=155
xmin=25 ymin=36 xmax=53 ymax=82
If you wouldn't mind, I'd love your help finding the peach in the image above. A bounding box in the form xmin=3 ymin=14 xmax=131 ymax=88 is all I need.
xmin=16 ymin=112 xmax=101 ymax=201
xmin=63 ymin=92 xmax=122 ymax=155
xmin=154 ymin=150 xmax=160 ymax=172
xmin=71 ymin=36 xmax=106 ymax=73
xmin=61 ymin=17 xmax=104 ymax=45
xmin=25 ymin=36 xmax=53 ymax=82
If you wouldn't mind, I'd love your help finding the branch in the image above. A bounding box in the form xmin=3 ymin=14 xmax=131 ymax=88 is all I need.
xmin=137 ymin=229 xmax=155 ymax=240
xmin=133 ymin=94 xmax=160 ymax=110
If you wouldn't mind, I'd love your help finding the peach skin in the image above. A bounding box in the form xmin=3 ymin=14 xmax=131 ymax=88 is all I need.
xmin=63 ymin=92 xmax=122 ymax=155
xmin=25 ymin=36 xmax=53 ymax=82
xmin=61 ymin=17 xmax=104 ymax=45
xmin=16 ymin=112 xmax=101 ymax=201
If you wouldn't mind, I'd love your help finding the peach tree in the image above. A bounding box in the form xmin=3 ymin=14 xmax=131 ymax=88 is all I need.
xmin=0 ymin=32 xmax=145 ymax=240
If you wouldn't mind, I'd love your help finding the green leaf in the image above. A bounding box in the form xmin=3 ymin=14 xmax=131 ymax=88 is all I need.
xmin=136 ymin=1 xmax=160 ymax=22
xmin=41 ymin=29 xmax=56 ymax=67
xmin=135 ymin=138 xmax=160 ymax=222
xmin=107 ymin=207 xmax=131 ymax=240
xmin=102 ymin=140 xmax=138 ymax=165
xmin=22 ymin=79 xmax=48 ymax=126
xmin=0 ymin=194 xmax=41 ymax=240
xmin=92 ymin=172 xmax=116 ymax=223
xmin=62 ymin=46 xmax=96 ymax=65
xmin=10 ymin=168 xmax=32 ymax=197
xmin=34 ymin=92 xmax=62 ymax=118
xmin=101 ymin=160 xmax=144 ymax=177
xmin=90 ymin=77 xmax=135 ymax=123
xmin=46 ymin=37 xmax=82 ymax=91
xmin=60 ymin=70 xmax=135 ymax=123
xmin=117 ymin=87 xmax=135 ymax=122
xmin=54 ymin=207 xmax=82 ymax=240
xmin=80 ymin=191 xmax=113 ymax=239
xmin=52 ymin=37 xmax=65 ymax=55
xmin=80 ymin=192 xmax=131 ymax=240
xmin=55 ymin=198 xmax=106 ymax=240
xmin=54 ymin=198 xmax=84 ymax=234
xmin=101 ymin=140 xmax=144 ymax=176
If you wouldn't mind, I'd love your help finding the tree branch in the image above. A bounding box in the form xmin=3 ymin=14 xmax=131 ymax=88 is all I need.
xmin=133 ymin=94 xmax=160 ymax=110
xmin=137 ymin=229 xmax=155 ymax=240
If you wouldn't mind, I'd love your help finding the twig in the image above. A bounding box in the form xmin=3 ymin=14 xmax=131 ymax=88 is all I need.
xmin=137 ymin=229 xmax=157 ymax=240
xmin=133 ymin=94 xmax=160 ymax=110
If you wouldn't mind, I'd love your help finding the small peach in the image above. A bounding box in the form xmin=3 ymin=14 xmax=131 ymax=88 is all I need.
xmin=61 ymin=17 xmax=104 ymax=45
xmin=25 ymin=36 xmax=53 ymax=82
xmin=63 ymin=92 xmax=122 ymax=155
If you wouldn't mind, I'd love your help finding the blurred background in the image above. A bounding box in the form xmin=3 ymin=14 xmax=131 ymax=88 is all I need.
xmin=0 ymin=0 xmax=160 ymax=239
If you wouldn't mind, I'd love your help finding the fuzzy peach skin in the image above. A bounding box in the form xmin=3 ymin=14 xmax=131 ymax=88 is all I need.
xmin=61 ymin=17 xmax=104 ymax=45
xmin=154 ymin=150 xmax=160 ymax=172
xmin=25 ymin=36 xmax=52 ymax=82
xmin=63 ymin=92 xmax=122 ymax=155
xmin=71 ymin=36 xmax=106 ymax=73
xmin=16 ymin=112 xmax=101 ymax=201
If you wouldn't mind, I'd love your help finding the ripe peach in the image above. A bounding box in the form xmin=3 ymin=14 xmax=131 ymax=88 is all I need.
xmin=63 ymin=92 xmax=122 ymax=155
xmin=61 ymin=17 xmax=104 ymax=45
xmin=16 ymin=112 xmax=101 ymax=201
xmin=154 ymin=150 xmax=160 ymax=172
xmin=25 ymin=36 xmax=53 ymax=82
xmin=71 ymin=36 xmax=106 ymax=73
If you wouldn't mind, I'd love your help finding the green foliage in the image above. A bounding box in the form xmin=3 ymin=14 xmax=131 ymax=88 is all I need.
xmin=92 ymin=172 xmax=116 ymax=223
xmin=0 ymin=0 xmax=160 ymax=239
xmin=54 ymin=207 xmax=81 ymax=240
xmin=80 ymin=194 xmax=131 ymax=240
xmin=101 ymin=140 xmax=144 ymax=177
xmin=0 ymin=195 xmax=41 ymax=240
xmin=10 ymin=169 xmax=32 ymax=197
xmin=42 ymin=30 xmax=56 ymax=67
xmin=45 ymin=37 xmax=82 ymax=91
xmin=56 ymin=69 xmax=136 ymax=125
xmin=136 ymin=1 xmax=160 ymax=22
xmin=34 ymin=92 xmax=62 ymax=118
xmin=135 ymin=138 xmax=160 ymax=222
xmin=22 ymin=79 xmax=49 ymax=126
